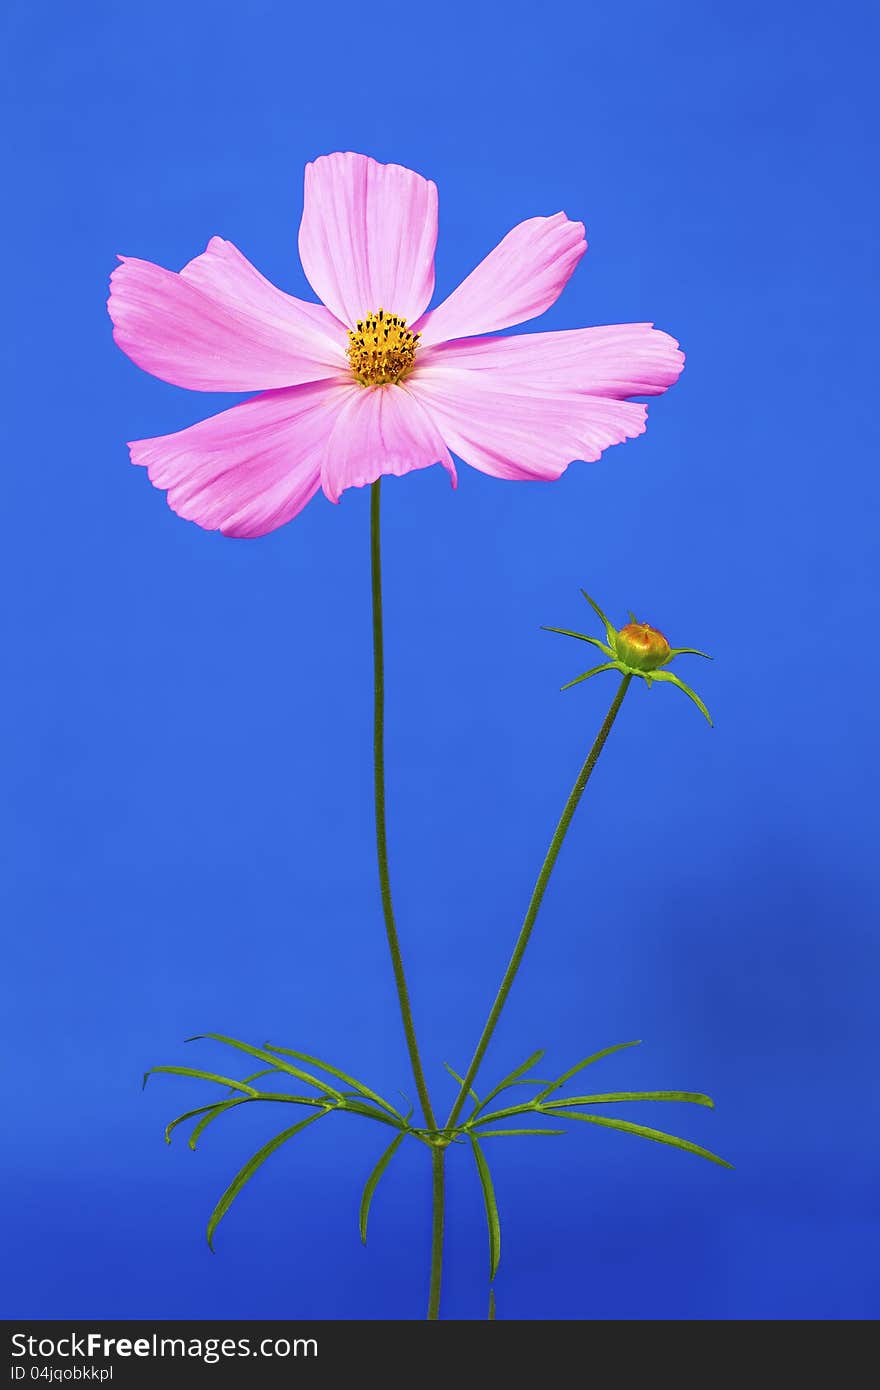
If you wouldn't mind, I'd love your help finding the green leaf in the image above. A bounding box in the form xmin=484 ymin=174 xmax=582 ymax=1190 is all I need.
xmin=444 ymin=1063 xmax=480 ymax=1104
xmin=469 ymin=1104 xmax=541 ymax=1128
xmin=206 ymin=1110 xmax=328 ymax=1251
xmin=335 ymin=1097 xmax=407 ymax=1130
xmin=239 ymin=1092 xmax=328 ymax=1106
xmin=264 ymin=1043 xmax=402 ymax=1120
xmin=145 ymin=1066 xmax=260 ymax=1097
xmin=649 ymin=670 xmax=714 ymax=727
xmin=543 ymin=1091 xmax=714 ymax=1110
xmin=580 ymin=588 xmax=618 ymax=647
xmin=189 ymin=1097 xmax=252 ymax=1150
xmin=161 ymin=1070 xmax=331 ymax=1145
xmin=468 ymin=1050 xmax=546 ymax=1120
xmin=560 ymin=661 xmax=618 ymax=692
xmin=165 ymin=1103 xmax=226 ymax=1145
xmin=469 ymin=1134 xmax=502 ymax=1281
xmin=239 ymin=1068 xmax=283 ymax=1087
xmin=477 ymin=1129 xmax=566 ymax=1137
xmin=488 ymin=1288 xmax=497 ymax=1321
xmin=550 ymin=1112 xmax=733 ymax=1168
xmin=187 ymin=1035 xmax=344 ymax=1101
xmin=541 ymin=626 xmax=615 ymax=658
xmin=359 ymin=1131 xmax=408 ymax=1244
xmin=534 ymin=1040 xmax=642 ymax=1102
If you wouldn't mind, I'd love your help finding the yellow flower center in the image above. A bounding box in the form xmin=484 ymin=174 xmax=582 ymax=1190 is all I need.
xmin=347 ymin=309 xmax=419 ymax=387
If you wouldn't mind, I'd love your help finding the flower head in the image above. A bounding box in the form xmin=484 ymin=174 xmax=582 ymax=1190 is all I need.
xmin=614 ymin=621 xmax=671 ymax=672
xmin=108 ymin=152 xmax=684 ymax=538
xmin=544 ymin=590 xmax=713 ymax=725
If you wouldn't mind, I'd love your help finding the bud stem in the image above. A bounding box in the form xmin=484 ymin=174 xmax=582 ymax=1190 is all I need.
xmin=445 ymin=674 xmax=633 ymax=1130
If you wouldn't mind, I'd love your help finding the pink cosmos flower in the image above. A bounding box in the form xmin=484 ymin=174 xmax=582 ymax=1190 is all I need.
xmin=108 ymin=152 xmax=684 ymax=539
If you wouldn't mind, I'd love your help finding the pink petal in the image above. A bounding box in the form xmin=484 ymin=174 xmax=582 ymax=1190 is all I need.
xmin=129 ymin=379 xmax=350 ymax=537
xmin=409 ymin=365 xmax=648 ymax=482
xmin=320 ymin=384 xmax=456 ymax=504
xmin=298 ymin=152 xmax=438 ymax=329
xmin=419 ymin=323 xmax=685 ymax=396
xmin=109 ymin=238 xmax=347 ymax=392
xmin=414 ymin=213 xmax=586 ymax=348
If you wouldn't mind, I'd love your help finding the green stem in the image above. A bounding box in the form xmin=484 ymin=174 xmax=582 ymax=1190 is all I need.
xmin=370 ymin=480 xmax=437 ymax=1133
xmin=427 ymin=1146 xmax=445 ymax=1320
xmin=446 ymin=674 xmax=632 ymax=1130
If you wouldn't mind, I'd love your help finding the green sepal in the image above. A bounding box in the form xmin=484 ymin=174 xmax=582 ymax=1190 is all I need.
xmin=580 ymin=588 xmax=618 ymax=648
xmin=560 ymin=662 xmax=617 ymax=692
xmin=649 ymin=670 xmax=714 ymax=726
xmin=541 ymin=626 xmax=615 ymax=658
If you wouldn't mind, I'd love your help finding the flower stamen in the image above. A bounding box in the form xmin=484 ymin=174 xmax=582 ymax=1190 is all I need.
xmin=347 ymin=309 xmax=419 ymax=387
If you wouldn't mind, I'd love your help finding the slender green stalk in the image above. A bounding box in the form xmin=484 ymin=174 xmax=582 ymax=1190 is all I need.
xmin=446 ymin=675 xmax=633 ymax=1130
xmin=370 ymin=480 xmax=437 ymax=1133
xmin=427 ymin=1146 xmax=446 ymax=1320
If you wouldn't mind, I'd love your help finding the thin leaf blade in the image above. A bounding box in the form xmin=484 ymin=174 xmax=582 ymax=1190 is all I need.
xmin=535 ymin=1040 xmax=642 ymax=1102
xmin=477 ymin=1129 xmax=566 ymax=1137
xmin=189 ymin=1097 xmax=251 ymax=1150
xmin=469 ymin=1050 xmax=546 ymax=1120
xmin=188 ymin=1035 xmax=343 ymax=1101
xmin=444 ymin=1063 xmax=480 ymax=1104
xmin=359 ymin=1131 xmax=407 ymax=1244
xmin=543 ymin=1090 xmax=714 ymax=1110
xmin=145 ymin=1066 xmax=260 ymax=1097
xmin=469 ymin=1134 xmax=501 ymax=1281
xmin=469 ymin=1104 xmax=541 ymax=1128
xmin=551 ymin=1111 xmax=733 ymax=1168
xmin=265 ymin=1044 xmax=402 ymax=1119
xmin=165 ymin=1103 xmax=225 ymax=1145
xmin=206 ymin=1110 xmax=327 ymax=1251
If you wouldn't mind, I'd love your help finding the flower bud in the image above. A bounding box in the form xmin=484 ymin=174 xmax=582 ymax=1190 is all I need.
xmin=615 ymin=622 xmax=671 ymax=672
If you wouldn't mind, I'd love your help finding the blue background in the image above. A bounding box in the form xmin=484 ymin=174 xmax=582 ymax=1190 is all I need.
xmin=2 ymin=0 xmax=877 ymax=1322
